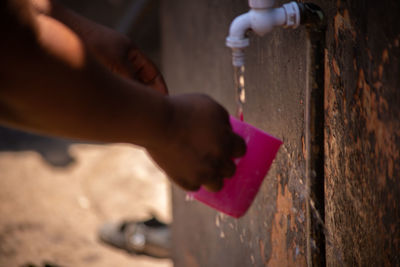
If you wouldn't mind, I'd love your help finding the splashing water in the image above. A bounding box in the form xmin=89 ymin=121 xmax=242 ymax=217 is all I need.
xmin=233 ymin=65 xmax=246 ymax=121
xmin=185 ymin=194 xmax=194 ymax=202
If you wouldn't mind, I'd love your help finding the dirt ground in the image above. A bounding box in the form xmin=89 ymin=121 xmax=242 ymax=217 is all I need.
xmin=0 ymin=128 xmax=172 ymax=267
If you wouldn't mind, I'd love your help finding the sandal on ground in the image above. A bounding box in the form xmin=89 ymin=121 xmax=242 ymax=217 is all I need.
xmin=98 ymin=217 xmax=170 ymax=258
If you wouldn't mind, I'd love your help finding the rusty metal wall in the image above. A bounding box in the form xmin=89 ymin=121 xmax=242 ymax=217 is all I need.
xmin=161 ymin=0 xmax=400 ymax=266
xmin=324 ymin=1 xmax=400 ymax=266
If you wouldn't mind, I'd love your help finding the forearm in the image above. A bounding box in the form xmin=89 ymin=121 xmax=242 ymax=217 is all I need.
xmin=31 ymin=0 xmax=131 ymax=60
xmin=2 ymin=0 xmax=247 ymax=192
xmin=29 ymin=0 xmax=168 ymax=94
xmin=0 ymin=11 xmax=170 ymax=148
xmin=31 ymin=0 xmax=102 ymax=37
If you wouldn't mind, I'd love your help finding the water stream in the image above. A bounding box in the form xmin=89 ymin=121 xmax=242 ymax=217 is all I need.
xmin=233 ymin=65 xmax=246 ymax=121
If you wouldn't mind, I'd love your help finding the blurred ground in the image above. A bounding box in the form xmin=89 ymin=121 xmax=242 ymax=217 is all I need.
xmin=0 ymin=128 xmax=172 ymax=267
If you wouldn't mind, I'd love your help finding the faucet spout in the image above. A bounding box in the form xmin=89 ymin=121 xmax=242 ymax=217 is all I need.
xmin=226 ymin=1 xmax=301 ymax=67
xmin=226 ymin=12 xmax=251 ymax=67
xmin=227 ymin=12 xmax=251 ymax=46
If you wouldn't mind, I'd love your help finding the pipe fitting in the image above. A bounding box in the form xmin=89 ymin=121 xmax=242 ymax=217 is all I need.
xmin=282 ymin=2 xmax=301 ymax=28
xmin=298 ymin=3 xmax=326 ymax=29
xmin=248 ymin=8 xmax=287 ymax=36
xmin=231 ymin=48 xmax=246 ymax=67
xmin=226 ymin=12 xmax=251 ymax=49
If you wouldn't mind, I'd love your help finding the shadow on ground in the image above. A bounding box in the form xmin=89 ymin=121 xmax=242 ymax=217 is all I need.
xmin=0 ymin=127 xmax=172 ymax=267
xmin=0 ymin=126 xmax=79 ymax=167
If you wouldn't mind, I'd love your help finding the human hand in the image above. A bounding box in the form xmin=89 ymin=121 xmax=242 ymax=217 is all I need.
xmin=147 ymin=94 xmax=246 ymax=192
xmin=86 ymin=29 xmax=168 ymax=95
xmin=32 ymin=0 xmax=168 ymax=94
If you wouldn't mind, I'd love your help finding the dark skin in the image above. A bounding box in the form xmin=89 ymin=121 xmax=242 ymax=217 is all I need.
xmin=0 ymin=0 xmax=246 ymax=192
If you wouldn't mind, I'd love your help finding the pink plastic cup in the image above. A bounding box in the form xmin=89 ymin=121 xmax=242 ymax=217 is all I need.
xmin=188 ymin=115 xmax=282 ymax=218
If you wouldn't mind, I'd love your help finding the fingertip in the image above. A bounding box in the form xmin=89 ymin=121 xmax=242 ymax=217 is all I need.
xmin=231 ymin=134 xmax=247 ymax=158
xmin=176 ymin=178 xmax=200 ymax=192
xmin=184 ymin=183 xmax=201 ymax=192
xmin=203 ymin=178 xmax=224 ymax=192
xmin=220 ymin=108 xmax=230 ymax=125
xmin=220 ymin=160 xmax=236 ymax=178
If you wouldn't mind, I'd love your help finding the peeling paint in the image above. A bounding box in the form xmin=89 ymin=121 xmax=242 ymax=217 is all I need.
xmin=325 ymin=3 xmax=400 ymax=263
xmin=354 ymin=69 xmax=400 ymax=188
xmin=267 ymin=184 xmax=306 ymax=266
xmin=332 ymin=58 xmax=341 ymax=76
xmin=382 ymin=49 xmax=389 ymax=63
xmin=334 ymin=9 xmax=356 ymax=46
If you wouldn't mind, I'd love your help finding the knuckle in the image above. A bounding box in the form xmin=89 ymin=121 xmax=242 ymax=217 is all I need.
xmin=204 ymin=180 xmax=223 ymax=192
xmin=226 ymin=162 xmax=236 ymax=177
xmin=220 ymin=160 xmax=236 ymax=178
xmin=175 ymin=176 xmax=201 ymax=191
xmin=233 ymin=135 xmax=247 ymax=157
xmin=183 ymin=181 xmax=201 ymax=192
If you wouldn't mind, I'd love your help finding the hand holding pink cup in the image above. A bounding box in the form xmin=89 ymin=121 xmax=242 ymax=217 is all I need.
xmin=188 ymin=115 xmax=282 ymax=218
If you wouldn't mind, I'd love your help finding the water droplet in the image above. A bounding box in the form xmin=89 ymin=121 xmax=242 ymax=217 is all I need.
xmin=220 ymin=231 xmax=225 ymax=238
xmin=234 ymin=65 xmax=246 ymax=121
xmin=215 ymin=215 xmax=220 ymax=227
xmin=185 ymin=194 xmax=194 ymax=202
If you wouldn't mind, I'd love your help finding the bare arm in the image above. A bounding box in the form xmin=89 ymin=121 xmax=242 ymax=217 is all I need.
xmin=30 ymin=0 xmax=167 ymax=94
xmin=0 ymin=7 xmax=169 ymax=148
xmin=0 ymin=0 xmax=246 ymax=192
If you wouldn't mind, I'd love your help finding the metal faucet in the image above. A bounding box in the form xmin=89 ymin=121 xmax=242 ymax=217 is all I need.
xmin=226 ymin=0 xmax=301 ymax=67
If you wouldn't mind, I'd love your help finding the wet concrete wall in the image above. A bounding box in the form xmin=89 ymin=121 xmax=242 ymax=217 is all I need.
xmin=161 ymin=0 xmax=400 ymax=266
xmin=162 ymin=1 xmax=310 ymax=266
